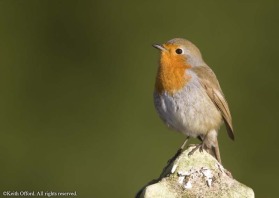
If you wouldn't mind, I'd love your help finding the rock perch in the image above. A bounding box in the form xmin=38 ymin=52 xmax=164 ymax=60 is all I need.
xmin=136 ymin=146 xmax=254 ymax=198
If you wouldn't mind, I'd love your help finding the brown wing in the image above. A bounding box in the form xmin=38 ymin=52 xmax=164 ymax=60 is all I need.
xmin=191 ymin=66 xmax=234 ymax=140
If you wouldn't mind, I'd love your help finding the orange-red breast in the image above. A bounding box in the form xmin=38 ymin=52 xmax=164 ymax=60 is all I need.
xmin=153 ymin=38 xmax=234 ymax=163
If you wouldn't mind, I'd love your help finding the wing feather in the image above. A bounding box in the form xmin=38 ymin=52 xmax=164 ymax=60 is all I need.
xmin=191 ymin=66 xmax=234 ymax=140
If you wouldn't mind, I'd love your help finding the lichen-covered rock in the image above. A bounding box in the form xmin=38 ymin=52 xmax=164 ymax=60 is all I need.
xmin=137 ymin=146 xmax=254 ymax=198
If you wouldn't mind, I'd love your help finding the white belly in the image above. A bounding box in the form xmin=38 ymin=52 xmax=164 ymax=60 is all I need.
xmin=154 ymin=78 xmax=222 ymax=137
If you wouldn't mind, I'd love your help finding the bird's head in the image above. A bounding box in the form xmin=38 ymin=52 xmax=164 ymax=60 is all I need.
xmin=153 ymin=38 xmax=204 ymax=68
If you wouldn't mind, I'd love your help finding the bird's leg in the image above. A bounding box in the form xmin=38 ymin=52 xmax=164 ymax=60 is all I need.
xmin=188 ymin=135 xmax=205 ymax=156
xmin=195 ymin=130 xmax=225 ymax=165
xmin=180 ymin=136 xmax=190 ymax=150
xmin=167 ymin=136 xmax=189 ymax=164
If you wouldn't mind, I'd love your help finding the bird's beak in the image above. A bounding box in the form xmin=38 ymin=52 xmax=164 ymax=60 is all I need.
xmin=152 ymin=44 xmax=166 ymax=51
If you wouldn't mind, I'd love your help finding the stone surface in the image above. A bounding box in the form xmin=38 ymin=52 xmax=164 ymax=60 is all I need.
xmin=137 ymin=146 xmax=254 ymax=198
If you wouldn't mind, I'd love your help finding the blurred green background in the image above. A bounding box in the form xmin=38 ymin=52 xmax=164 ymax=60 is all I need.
xmin=0 ymin=0 xmax=278 ymax=197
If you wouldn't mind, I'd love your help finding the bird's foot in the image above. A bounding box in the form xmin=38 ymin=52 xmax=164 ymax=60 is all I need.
xmin=188 ymin=143 xmax=204 ymax=156
xmin=167 ymin=137 xmax=190 ymax=164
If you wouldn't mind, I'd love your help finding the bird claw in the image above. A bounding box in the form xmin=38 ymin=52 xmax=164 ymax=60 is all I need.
xmin=188 ymin=143 xmax=205 ymax=156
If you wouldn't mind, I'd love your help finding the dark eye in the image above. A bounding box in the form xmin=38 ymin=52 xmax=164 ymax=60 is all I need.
xmin=175 ymin=48 xmax=183 ymax=54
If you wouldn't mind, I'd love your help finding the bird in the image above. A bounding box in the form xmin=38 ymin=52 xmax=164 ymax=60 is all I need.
xmin=153 ymin=38 xmax=234 ymax=164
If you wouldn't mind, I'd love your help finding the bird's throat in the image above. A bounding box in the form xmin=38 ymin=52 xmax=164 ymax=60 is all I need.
xmin=155 ymin=55 xmax=191 ymax=95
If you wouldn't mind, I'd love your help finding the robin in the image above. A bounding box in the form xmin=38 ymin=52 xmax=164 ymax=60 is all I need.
xmin=153 ymin=38 xmax=234 ymax=164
